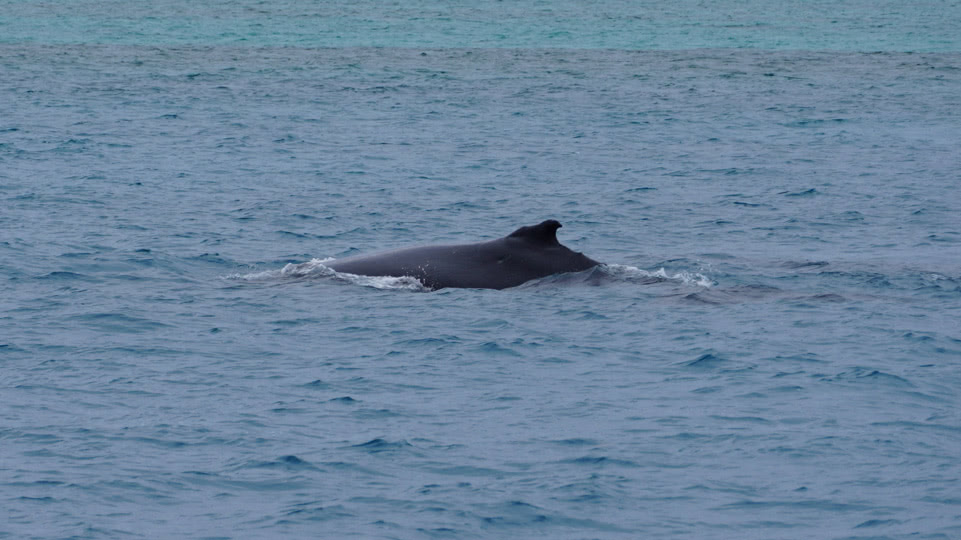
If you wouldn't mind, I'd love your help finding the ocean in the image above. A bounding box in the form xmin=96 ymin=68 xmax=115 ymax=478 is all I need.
xmin=2 ymin=1 xmax=961 ymax=539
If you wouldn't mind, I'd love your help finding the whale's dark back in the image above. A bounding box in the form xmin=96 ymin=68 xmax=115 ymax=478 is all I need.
xmin=328 ymin=220 xmax=600 ymax=290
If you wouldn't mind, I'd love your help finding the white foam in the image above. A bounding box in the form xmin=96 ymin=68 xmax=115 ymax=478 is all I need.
xmin=225 ymin=258 xmax=429 ymax=291
xmin=340 ymin=273 xmax=429 ymax=291
xmin=603 ymin=263 xmax=713 ymax=288
xmin=280 ymin=258 xmax=338 ymax=278
xmin=224 ymin=258 xmax=336 ymax=281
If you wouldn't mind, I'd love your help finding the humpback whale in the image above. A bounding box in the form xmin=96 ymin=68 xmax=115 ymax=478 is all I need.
xmin=328 ymin=220 xmax=600 ymax=290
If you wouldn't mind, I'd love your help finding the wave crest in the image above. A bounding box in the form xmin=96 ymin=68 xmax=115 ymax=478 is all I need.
xmin=602 ymin=264 xmax=713 ymax=288
xmin=226 ymin=258 xmax=429 ymax=291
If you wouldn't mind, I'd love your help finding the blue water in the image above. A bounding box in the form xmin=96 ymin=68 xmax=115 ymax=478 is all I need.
xmin=3 ymin=2 xmax=961 ymax=539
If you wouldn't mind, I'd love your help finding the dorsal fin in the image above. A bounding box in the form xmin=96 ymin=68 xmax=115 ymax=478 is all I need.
xmin=507 ymin=220 xmax=562 ymax=246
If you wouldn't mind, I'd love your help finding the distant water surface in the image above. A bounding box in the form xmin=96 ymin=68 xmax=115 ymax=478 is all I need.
xmin=2 ymin=3 xmax=961 ymax=540
xmin=2 ymin=0 xmax=960 ymax=51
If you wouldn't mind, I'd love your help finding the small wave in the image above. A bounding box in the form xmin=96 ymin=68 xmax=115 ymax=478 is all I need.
xmin=244 ymin=455 xmax=319 ymax=471
xmin=602 ymin=264 xmax=713 ymax=287
xmin=35 ymin=271 xmax=98 ymax=282
xmin=562 ymin=455 xmax=640 ymax=468
xmin=682 ymin=352 xmax=727 ymax=368
xmin=224 ymin=258 xmax=429 ymax=291
xmin=226 ymin=258 xmax=337 ymax=281
xmin=351 ymin=438 xmax=414 ymax=453
xmin=338 ymin=273 xmax=428 ymax=291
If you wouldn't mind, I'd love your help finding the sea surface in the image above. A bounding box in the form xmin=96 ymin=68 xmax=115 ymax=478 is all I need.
xmin=2 ymin=2 xmax=961 ymax=539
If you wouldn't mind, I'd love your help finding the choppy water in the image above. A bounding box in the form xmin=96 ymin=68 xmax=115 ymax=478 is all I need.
xmin=2 ymin=0 xmax=961 ymax=51
xmin=3 ymin=3 xmax=961 ymax=539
